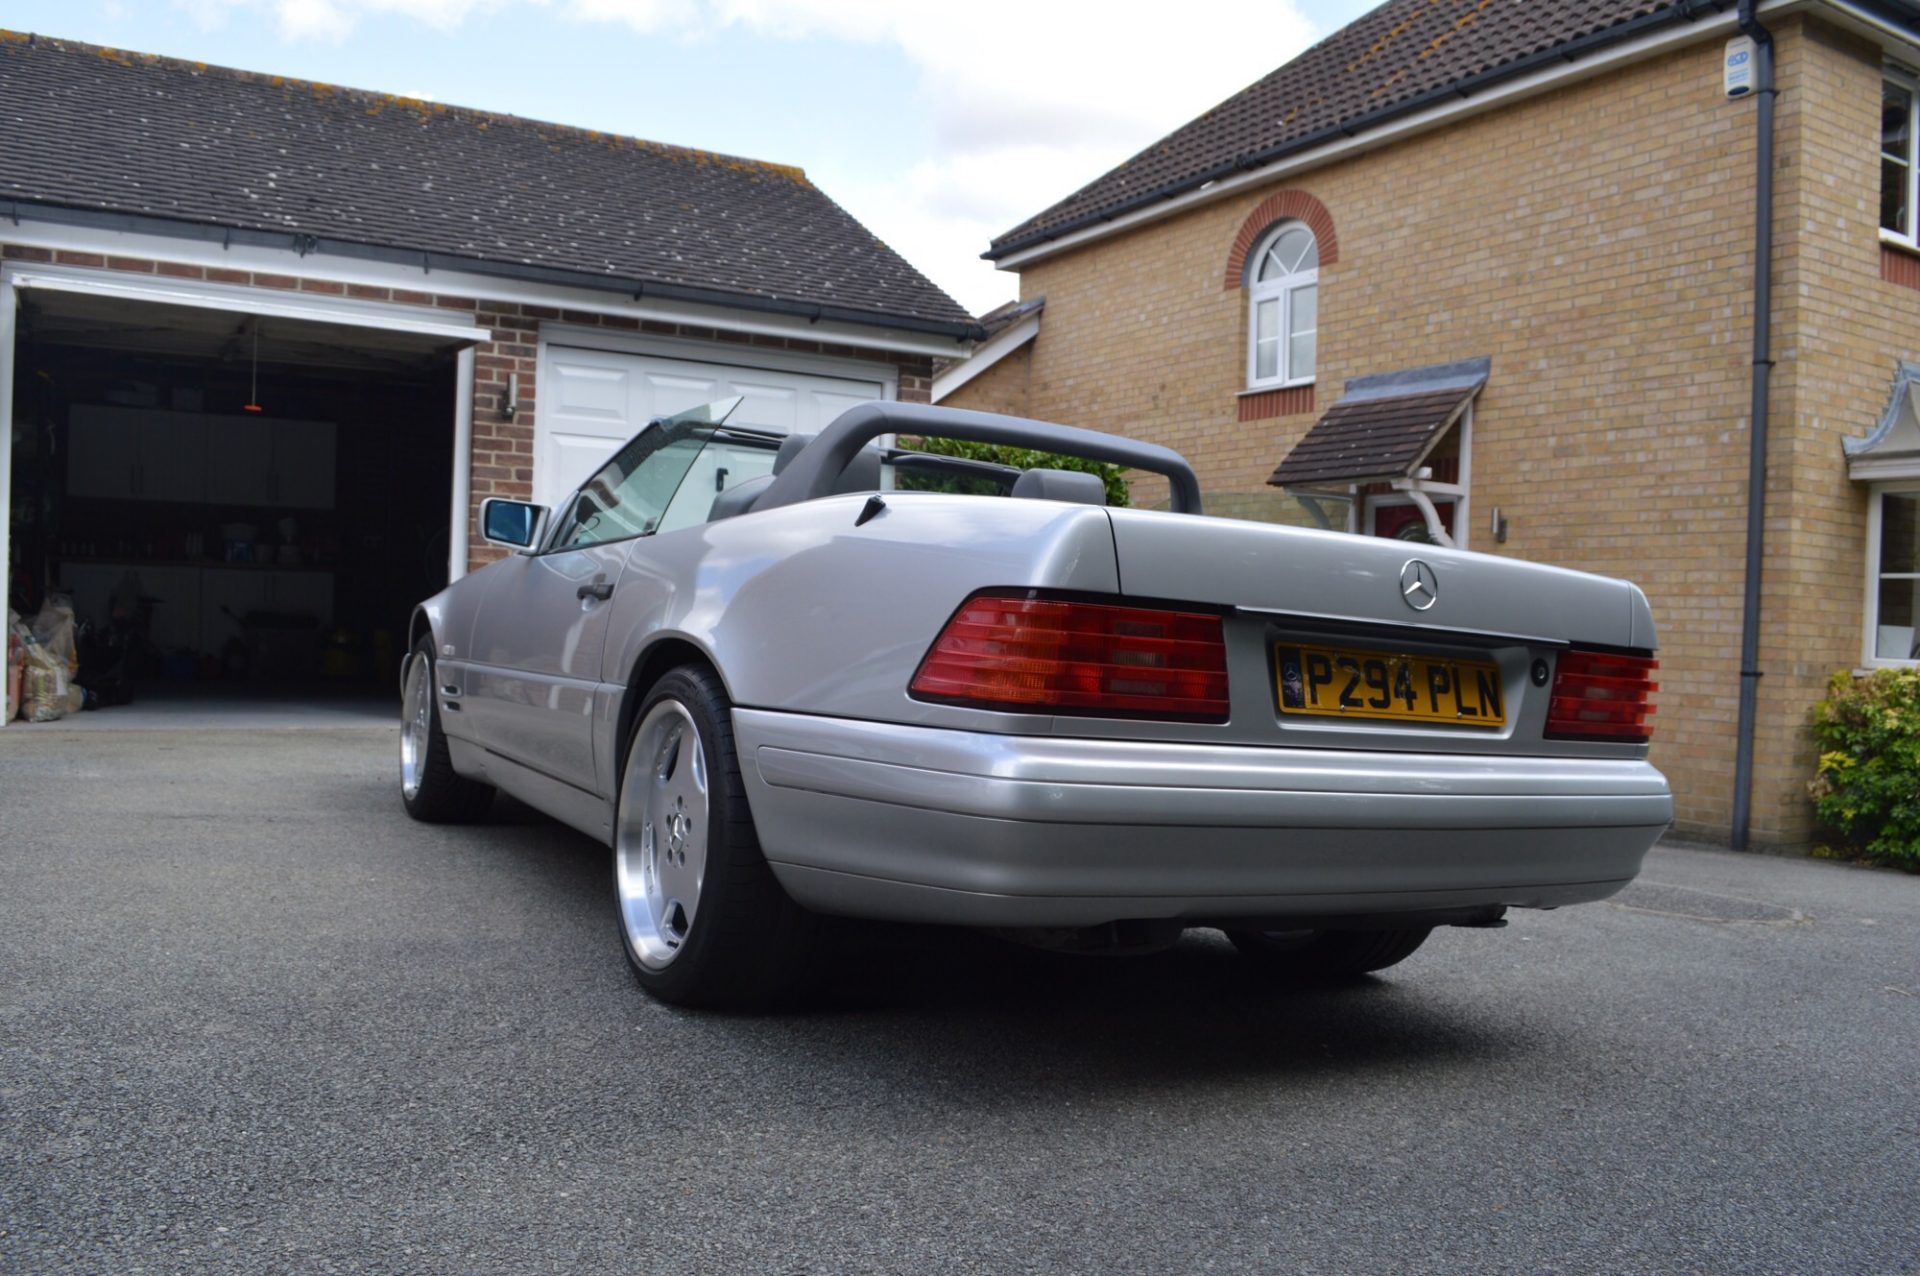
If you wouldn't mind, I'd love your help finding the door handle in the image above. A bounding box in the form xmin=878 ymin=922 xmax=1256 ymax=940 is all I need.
xmin=577 ymin=581 xmax=614 ymax=601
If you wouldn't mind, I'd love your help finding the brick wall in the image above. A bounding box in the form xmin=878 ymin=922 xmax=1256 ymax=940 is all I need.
xmin=968 ymin=21 xmax=1903 ymax=845
xmin=940 ymin=343 xmax=1034 ymax=418
xmin=1760 ymin=19 xmax=1920 ymax=839
xmin=461 ymin=303 xmax=933 ymax=570
xmin=0 ymin=245 xmax=935 ymax=579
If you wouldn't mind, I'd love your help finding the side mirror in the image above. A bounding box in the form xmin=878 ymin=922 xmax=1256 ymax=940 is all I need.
xmin=480 ymin=498 xmax=549 ymax=552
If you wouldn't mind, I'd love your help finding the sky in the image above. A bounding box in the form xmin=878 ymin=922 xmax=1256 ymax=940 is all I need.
xmin=0 ymin=0 xmax=1381 ymax=318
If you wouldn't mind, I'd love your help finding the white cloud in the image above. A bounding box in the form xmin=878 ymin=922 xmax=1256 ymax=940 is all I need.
xmin=752 ymin=1 xmax=1318 ymax=315
xmin=177 ymin=0 xmax=516 ymax=41
xmin=560 ymin=0 xmax=701 ymax=31
xmin=170 ymin=0 xmax=1324 ymax=314
xmin=604 ymin=0 xmax=1320 ymax=314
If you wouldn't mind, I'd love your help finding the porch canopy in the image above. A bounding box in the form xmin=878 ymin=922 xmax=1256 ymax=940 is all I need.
xmin=1267 ymin=357 xmax=1488 ymax=545
xmin=1846 ymin=361 xmax=1920 ymax=481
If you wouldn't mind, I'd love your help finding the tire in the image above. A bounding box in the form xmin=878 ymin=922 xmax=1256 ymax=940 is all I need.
xmin=1226 ymin=926 xmax=1433 ymax=978
xmin=612 ymin=665 xmax=822 ymax=1008
xmin=399 ymin=638 xmax=495 ymax=823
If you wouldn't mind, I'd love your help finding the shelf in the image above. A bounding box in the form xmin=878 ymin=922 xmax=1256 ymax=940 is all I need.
xmin=56 ymin=557 xmax=337 ymax=573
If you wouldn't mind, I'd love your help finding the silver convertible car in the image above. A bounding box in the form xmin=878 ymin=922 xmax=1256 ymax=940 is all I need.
xmin=401 ymin=398 xmax=1672 ymax=1006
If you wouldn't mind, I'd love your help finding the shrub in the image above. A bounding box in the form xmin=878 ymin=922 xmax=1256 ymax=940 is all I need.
xmin=1808 ymin=668 xmax=1920 ymax=870
xmin=898 ymin=436 xmax=1131 ymax=507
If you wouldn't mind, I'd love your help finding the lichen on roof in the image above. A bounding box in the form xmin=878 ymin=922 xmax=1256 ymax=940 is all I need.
xmin=0 ymin=26 xmax=966 ymax=328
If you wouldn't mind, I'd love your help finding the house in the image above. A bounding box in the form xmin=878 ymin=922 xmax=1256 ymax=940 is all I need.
xmin=0 ymin=31 xmax=976 ymax=714
xmin=937 ymin=0 xmax=1920 ymax=848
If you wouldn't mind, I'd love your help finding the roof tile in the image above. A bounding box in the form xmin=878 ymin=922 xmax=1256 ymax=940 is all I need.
xmin=991 ymin=0 xmax=1685 ymax=257
xmin=0 ymin=31 xmax=972 ymax=330
xmin=1266 ymin=386 xmax=1474 ymax=486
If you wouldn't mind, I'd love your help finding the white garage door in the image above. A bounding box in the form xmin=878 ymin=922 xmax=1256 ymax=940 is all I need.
xmin=536 ymin=345 xmax=886 ymax=508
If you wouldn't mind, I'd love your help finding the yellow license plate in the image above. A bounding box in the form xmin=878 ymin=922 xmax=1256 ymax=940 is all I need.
xmin=1274 ymin=643 xmax=1506 ymax=727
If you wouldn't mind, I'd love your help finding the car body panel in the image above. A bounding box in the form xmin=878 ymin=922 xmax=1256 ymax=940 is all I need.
xmin=733 ymin=707 xmax=1670 ymax=924
xmin=409 ymin=402 xmax=1671 ymax=934
xmin=463 ymin=541 xmax=629 ymax=786
xmin=590 ymin=493 xmax=1123 ymax=766
xmin=1106 ymin=508 xmax=1651 ymax=647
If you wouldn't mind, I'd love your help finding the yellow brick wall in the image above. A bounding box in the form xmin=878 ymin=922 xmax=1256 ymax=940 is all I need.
xmin=1765 ymin=20 xmax=1920 ymax=839
xmin=940 ymin=342 xmax=1033 ymax=418
xmin=971 ymin=20 xmax=1912 ymax=846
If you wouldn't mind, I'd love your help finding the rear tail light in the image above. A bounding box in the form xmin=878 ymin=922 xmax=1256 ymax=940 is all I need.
xmin=910 ymin=591 xmax=1230 ymax=721
xmin=1545 ymin=648 xmax=1658 ymax=742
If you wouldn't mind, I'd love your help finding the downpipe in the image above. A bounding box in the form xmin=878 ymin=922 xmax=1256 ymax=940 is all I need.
xmin=1731 ymin=0 xmax=1775 ymax=851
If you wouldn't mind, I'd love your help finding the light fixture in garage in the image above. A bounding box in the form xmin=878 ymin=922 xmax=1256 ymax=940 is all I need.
xmin=503 ymin=371 xmax=520 ymax=422
xmin=244 ymin=324 xmax=264 ymax=413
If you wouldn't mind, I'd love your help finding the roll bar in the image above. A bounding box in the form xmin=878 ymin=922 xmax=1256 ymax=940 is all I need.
xmin=752 ymin=402 xmax=1205 ymax=515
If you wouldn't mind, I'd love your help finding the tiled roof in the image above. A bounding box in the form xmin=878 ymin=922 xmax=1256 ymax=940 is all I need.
xmin=1266 ymin=385 xmax=1475 ymax=487
xmin=976 ymin=295 xmax=1046 ymax=338
xmin=989 ymin=0 xmax=1699 ymax=259
xmin=0 ymin=31 xmax=975 ymax=333
xmin=932 ymin=296 xmax=1043 ymax=378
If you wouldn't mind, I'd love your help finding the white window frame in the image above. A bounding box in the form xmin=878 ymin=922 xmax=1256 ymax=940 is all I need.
xmin=1863 ymin=481 xmax=1920 ymax=667
xmin=1245 ymin=222 xmax=1318 ymax=391
xmin=1882 ymin=68 xmax=1919 ymax=249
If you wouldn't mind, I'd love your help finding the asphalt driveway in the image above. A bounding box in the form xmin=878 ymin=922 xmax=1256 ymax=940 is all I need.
xmin=2 ymin=726 xmax=1916 ymax=1275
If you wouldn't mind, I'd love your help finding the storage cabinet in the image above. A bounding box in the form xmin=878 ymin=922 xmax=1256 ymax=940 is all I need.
xmin=71 ymin=406 xmax=335 ymax=509
xmin=56 ymin=563 xmax=333 ymax=658
xmin=203 ymin=417 xmax=274 ymax=505
xmin=271 ymin=422 xmax=336 ymax=509
xmin=68 ymin=407 xmax=208 ymax=503
xmin=57 ymin=563 xmax=205 ymax=654
xmin=199 ymin=569 xmax=334 ymax=650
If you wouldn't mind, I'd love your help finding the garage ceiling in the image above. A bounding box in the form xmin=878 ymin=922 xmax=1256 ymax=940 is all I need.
xmin=19 ymin=290 xmax=461 ymax=373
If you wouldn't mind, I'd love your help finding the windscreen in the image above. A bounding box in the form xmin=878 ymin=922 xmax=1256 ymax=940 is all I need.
xmin=551 ymin=397 xmax=765 ymax=549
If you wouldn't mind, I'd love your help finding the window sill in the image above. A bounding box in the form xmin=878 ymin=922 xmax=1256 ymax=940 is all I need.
xmin=1237 ymin=382 xmax=1315 ymax=422
xmin=1239 ymin=380 xmax=1315 ymax=397
xmin=1881 ymin=229 xmax=1920 ymax=257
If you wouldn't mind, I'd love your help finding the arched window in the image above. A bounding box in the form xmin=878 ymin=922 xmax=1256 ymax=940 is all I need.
xmin=1247 ymin=222 xmax=1318 ymax=389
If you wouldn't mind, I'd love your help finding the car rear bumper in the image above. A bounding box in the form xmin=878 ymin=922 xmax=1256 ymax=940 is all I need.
xmin=732 ymin=708 xmax=1673 ymax=928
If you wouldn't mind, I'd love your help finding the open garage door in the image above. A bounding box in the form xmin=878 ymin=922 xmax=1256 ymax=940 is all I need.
xmin=3 ymin=268 xmax=483 ymax=726
xmin=537 ymin=345 xmax=885 ymax=508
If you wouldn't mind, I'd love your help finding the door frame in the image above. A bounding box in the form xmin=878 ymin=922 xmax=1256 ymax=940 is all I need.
xmin=0 ymin=262 xmax=491 ymax=670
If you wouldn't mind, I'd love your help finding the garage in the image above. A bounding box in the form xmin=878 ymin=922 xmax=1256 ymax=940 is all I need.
xmin=1 ymin=33 xmax=980 ymax=728
xmin=4 ymin=269 xmax=483 ymax=723
xmin=537 ymin=343 xmax=889 ymax=507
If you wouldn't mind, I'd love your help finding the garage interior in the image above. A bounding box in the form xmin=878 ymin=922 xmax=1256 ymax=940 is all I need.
xmin=6 ymin=289 xmax=460 ymax=725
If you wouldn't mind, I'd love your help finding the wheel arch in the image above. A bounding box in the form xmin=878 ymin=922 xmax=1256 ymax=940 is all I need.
xmin=613 ymin=634 xmax=731 ymax=781
xmin=407 ymin=606 xmax=433 ymax=654
xmin=404 ymin=606 xmax=434 ymax=696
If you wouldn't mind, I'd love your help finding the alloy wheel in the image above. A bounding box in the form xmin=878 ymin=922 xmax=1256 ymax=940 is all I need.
xmin=615 ymin=699 xmax=710 ymax=970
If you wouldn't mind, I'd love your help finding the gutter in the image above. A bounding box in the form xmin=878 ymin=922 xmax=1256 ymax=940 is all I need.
xmin=985 ymin=1 xmax=1732 ymax=264
xmin=1824 ymin=0 xmax=1920 ymax=40
xmin=932 ymin=310 xmax=1042 ymax=402
xmin=0 ymin=198 xmax=987 ymax=343
xmin=1731 ymin=0 xmax=1777 ymax=851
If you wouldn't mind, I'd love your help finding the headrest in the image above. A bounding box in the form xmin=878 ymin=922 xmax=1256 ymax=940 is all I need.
xmin=707 ymin=473 xmax=776 ymax=522
xmin=771 ymin=432 xmax=881 ymax=494
xmin=831 ymin=446 xmax=883 ymax=495
xmin=1010 ymin=468 xmax=1107 ymax=505
xmin=773 ymin=433 xmax=813 ymax=474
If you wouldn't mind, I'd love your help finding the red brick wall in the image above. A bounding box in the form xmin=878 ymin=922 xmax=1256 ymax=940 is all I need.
xmin=461 ymin=303 xmax=934 ymax=570
xmin=0 ymin=245 xmax=936 ymax=576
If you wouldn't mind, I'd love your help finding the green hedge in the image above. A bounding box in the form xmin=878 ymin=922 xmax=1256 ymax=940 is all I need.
xmin=1808 ymin=668 xmax=1920 ymax=870
xmin=898 ymin=436 xmax=1131 ymax=507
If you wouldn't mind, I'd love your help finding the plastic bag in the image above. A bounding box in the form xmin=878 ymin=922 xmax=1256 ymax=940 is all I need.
xmin=20 ymin=640 xmax=69 ymax=723
xmin=29 ymin=594 xmax=80 ymax=676
xmin=5 ymin=608 xmax=24 ymax=722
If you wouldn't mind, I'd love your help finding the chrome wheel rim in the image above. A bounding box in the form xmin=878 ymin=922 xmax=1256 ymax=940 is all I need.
xmin=615 ymin=700 xmax=709 ymax=970
xmin=400 ymin=653 xmax=432 ymax=801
